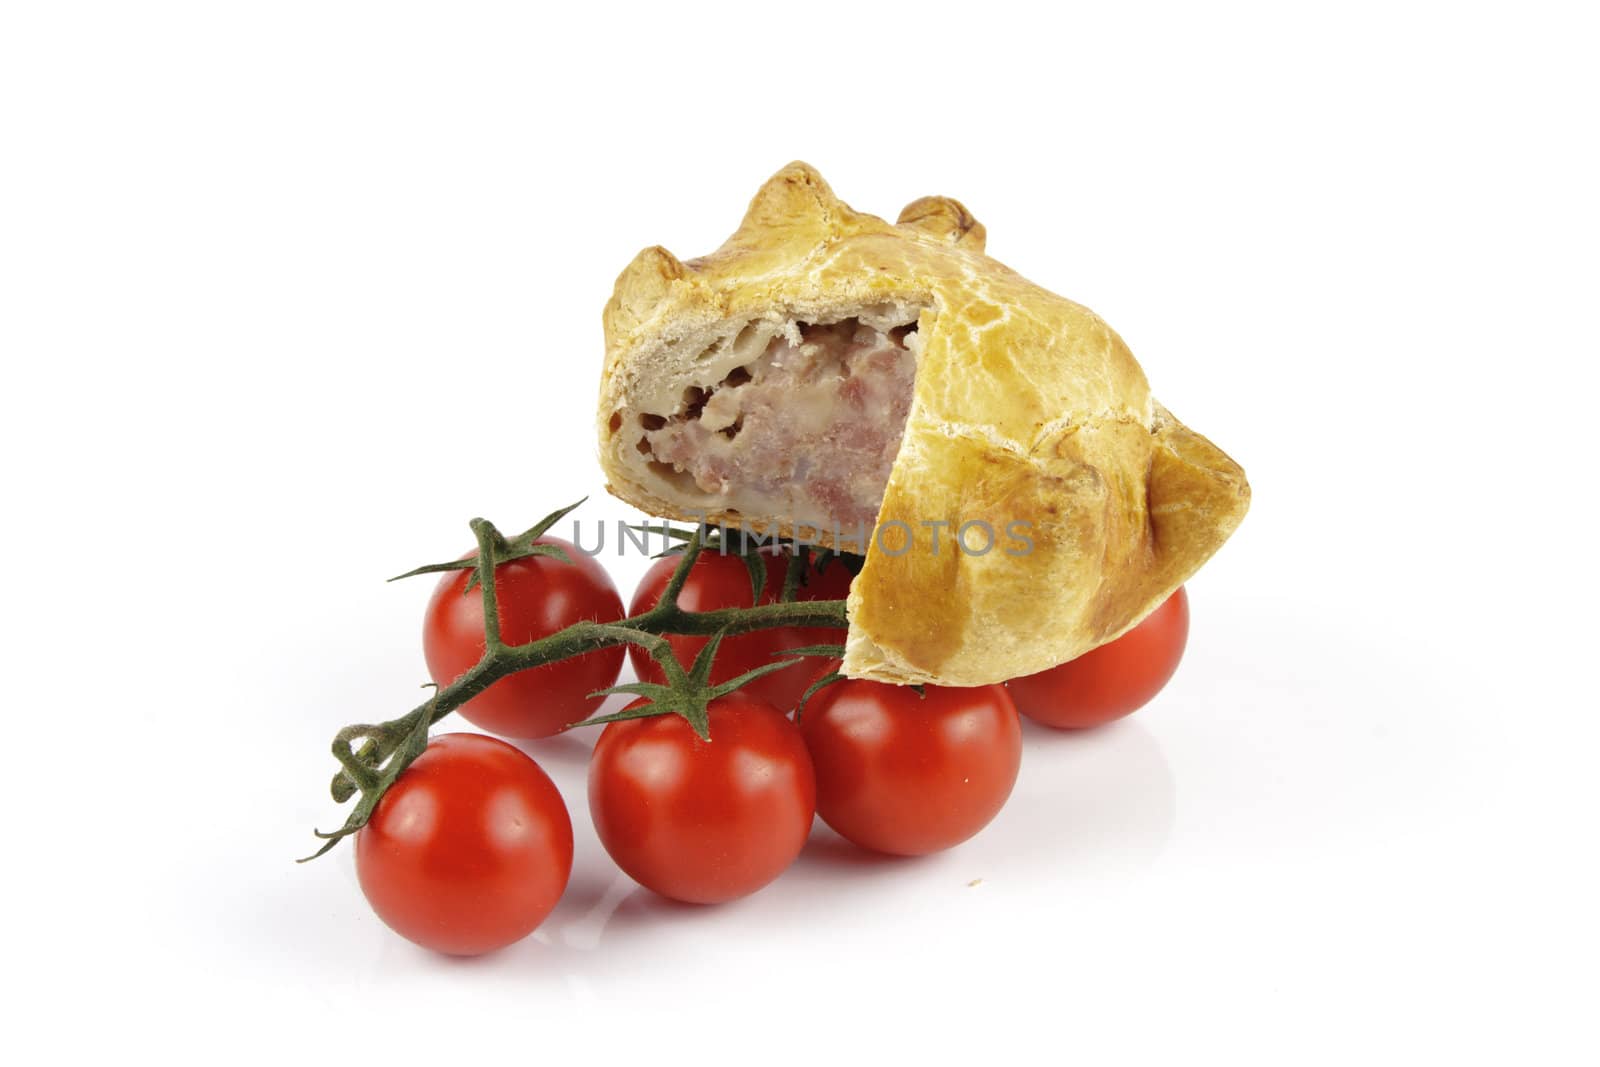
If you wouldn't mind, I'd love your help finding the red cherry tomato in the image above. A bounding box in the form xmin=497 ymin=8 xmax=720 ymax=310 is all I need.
xmin=423 ymin=537 xmax=625 ymax=738
xmin=628 ymin=549 xmax=852 ymax=713
xmin=588 ymin=693 xmax=816 ymax=904
xmin=1007 ymin=587 xmax=1190 ymax=730
xmin=800 ymin=679 xmax=1022 ymax=857
xmin=355 ymin=733 xmax=573 ymax=956
xmin=787 ymin=552 xmax=855 ymax=650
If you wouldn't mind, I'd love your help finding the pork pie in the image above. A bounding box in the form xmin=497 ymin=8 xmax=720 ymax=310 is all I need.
xmin=597 ymin=163 xmax=1249 ymax=686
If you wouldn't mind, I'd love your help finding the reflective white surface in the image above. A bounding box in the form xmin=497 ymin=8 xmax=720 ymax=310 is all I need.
xmin=5 ymin=2 xmax=1595 ymax=1062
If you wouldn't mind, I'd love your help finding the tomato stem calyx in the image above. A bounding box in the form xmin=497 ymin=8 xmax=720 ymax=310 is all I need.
xmin=581 ymin=625 xmax=793 ymax=740
xmin=387 ymin=498 xmax=587 ymax=590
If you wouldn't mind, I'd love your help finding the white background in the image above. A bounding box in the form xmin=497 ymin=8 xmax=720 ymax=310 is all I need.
xmin=4 ymin=2 xmax=1596 ymax=1063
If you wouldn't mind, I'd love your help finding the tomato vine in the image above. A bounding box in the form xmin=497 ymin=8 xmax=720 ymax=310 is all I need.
xmin=303 ymin=501 xmax=850 ymax=861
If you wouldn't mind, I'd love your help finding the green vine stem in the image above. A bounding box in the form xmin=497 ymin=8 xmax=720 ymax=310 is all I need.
xmin=302 ymin=509 xmax=849 ymax=861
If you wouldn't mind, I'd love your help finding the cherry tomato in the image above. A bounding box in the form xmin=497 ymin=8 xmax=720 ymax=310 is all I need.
xmin=787 ymin=552 xmax=855 ymax=651
xmin=588 ymin=693 xmax=816 ymax=904
xmin=355 ymin=733 xmax=573 ymax=956
xmin=628 ymin=548 xmax=852 ymax=713
xmin=423 ymin=537 xmax=625 ymax=738
xmin=801 ymin=679 xmax=1022 ymax=856
xmin=1007 ymin=587 xmax=1189 ymax=730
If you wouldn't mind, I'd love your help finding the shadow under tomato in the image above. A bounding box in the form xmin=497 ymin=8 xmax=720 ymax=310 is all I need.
xmin=798 ymin=824 xmax=919 ymax=871
xmin=506 ymin=729 xmax=596 ymax=772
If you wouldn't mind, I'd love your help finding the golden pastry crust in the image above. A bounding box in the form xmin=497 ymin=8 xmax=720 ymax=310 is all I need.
xmin=597 ymin=162 xmax=1249 ymax=686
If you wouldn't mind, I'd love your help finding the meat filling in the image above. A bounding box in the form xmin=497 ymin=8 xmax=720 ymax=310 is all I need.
xmin=641 ymin=318 xmax=918 ymax=531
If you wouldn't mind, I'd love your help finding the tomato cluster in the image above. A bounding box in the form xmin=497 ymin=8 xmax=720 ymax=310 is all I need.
xmin=355 ymin=539 xmax=1191 ymax=955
